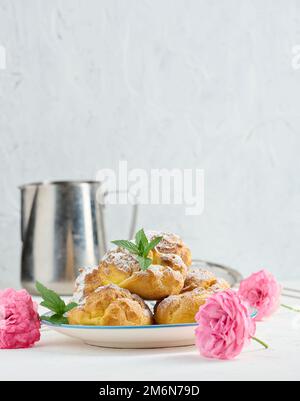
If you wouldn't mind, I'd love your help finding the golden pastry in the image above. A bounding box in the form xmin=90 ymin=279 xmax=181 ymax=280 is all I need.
xmin=119 ymin=254 xmax=188 ymax=300
xmin=71 ymin=248 xmax=140 ymax=304
xmin=154 ymin=288 xmax=210 ymax=324
xmin=72 ymin=266 xmax=102 ymax=304
xmin=181 ymin=269 xmax=217 ymax=293
xmin=68 ymin=284 xmax=153 ymax=326
xmin=155 ymin=276 xmax=231 ymax=324
xmin=73 ymin=248 xmax=188 ymax=302
xmin=146 ymin=231 xmax=192 ymax=267
xmin=208 ymin=278 xmax=230 ymax=292
xmin=97 ymin=248 xmax=141 ymax=286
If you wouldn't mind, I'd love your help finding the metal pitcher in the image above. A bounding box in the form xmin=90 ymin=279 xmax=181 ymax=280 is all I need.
xmin=20 ymin=181 xmax=138 ymax=295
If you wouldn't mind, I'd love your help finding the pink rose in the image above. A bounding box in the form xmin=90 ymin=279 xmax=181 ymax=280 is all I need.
xmin=0 ymin=288 xmax=40 ymax=349
xmin=195 ymin=290 xmax=256 ymax=360
xmin=238 ymin=270 xmax=282 ymax=321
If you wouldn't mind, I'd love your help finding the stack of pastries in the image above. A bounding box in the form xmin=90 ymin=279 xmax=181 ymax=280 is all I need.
xmin=68 ymin=230 xmax=230 ymax=326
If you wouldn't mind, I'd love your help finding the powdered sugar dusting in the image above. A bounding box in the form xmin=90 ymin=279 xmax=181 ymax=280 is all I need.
xmin=146 ymin=231 xmax=182 ymax=248
xmin=158 ymin=294 xmax=178 ymax=308
xmin=148 ymin=265 xmax=163 ymax=274
xmin=192 ymin=287 xmax=210 ymax=296
xmin=71 ymin=266 xmax=98 ymax=305
xmin=94 ymin=283 xmax=122 ymax=293
xmin=209 ymin=278 xmax=230 ymax=293
xmin=146 ymin=230 xmax=181 ymax=243
xmin=160 ymin=253 xmax=187 ymax=269
xmin=158 ymin=287 xmax=208 ymax=309
xmin=187 ymin=269 xmax=216 ymax=281
xmin=102 ymin=248 xmax=139 ymax=272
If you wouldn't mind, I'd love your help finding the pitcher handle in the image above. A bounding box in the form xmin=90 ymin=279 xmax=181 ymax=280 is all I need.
xmin=97 ymin=190 xmax=139 ymax=254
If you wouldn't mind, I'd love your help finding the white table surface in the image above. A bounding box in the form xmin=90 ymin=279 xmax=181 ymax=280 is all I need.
xmin=1 ymin=281 xmax=300 ymax=381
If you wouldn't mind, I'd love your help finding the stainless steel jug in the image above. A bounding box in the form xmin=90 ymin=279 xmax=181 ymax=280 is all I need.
xmin=20 ymin=181 xmax=138 ymax=295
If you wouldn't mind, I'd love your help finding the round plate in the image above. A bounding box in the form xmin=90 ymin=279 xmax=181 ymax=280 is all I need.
xmin=42 ymin=260 xmax=243 ymax=349
xmin=43 ymin=321 xmax=198 ymax=349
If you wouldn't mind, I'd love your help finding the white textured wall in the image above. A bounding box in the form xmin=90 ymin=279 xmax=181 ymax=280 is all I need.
xmin=0 ymin=0 xmax=300 ymax=287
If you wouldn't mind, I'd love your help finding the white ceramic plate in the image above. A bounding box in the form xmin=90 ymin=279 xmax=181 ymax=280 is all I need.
xmin=42 ymin=260 xmax=243 ymax=349
xmin=43 ymin=321 xmax=198 ymax=349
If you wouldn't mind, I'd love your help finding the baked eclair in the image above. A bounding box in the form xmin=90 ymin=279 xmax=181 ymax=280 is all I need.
xmin=72 ymin=266 xmax=103 ymax=305
xmin=155 ymin=277 xmax=231 ymax=324
xmin=68 ymin=284 xmax=153 ymax=326
xmin=119 ymin=254 xmax=188 ymax=300
xmin=154 ymin=288 xmax=210 ymax=324
xmin=181 ymin=269 xmax=217 ymax=293
xmin=72 ymin=248 xmax=140 ymax=304
xmin=145 ymin=231 xmax=192 ymax=267
xmin=97 ymin=248 xmax=141 ymax=286
xmin=208 ymin=278 xmax=230 ymax=293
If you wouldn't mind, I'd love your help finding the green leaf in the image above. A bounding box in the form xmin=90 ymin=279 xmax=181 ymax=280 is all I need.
xmin=143 ymin=236 xmax=163 ymax=257
xmin=64 ymin=302 xmax=78 ymax=313
xmin=40 ymin=301 xmax=62 ymax=314
xmin=135 ymin=229 xmax=148 ymax=252
xmin=40 ymin=314 xmax=69 ymax=325
xmin=112 ymin=230 xmax=162 ymax=271
xmin=36 ymin=281 xmax=66 ymax=314
xmin=137 ymin=256 xmax=153 ymax=271
xmin=36 ymin=282 xmax=77 ymax=326
xmin=111 ymin=240 xmax=140 ymax=255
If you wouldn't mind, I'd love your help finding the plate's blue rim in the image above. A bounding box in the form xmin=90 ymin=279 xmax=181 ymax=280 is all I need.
xmin=42 ymin=310 xmax=257 ymax=330
xmin=42 ymin=321 xmax=198 ymax=329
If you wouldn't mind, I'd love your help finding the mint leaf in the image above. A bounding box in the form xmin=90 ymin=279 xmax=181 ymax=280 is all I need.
xmin=135 ymin=229 xmax=148 ymax=251
xmin=40 ymin=314 xmax=69 ymax=325
xmin=111 ymin=240 xmax=140 ymax=255
xmin=40 ymin=301 xmax=62 ymax=314
xmin=143 ymin=236 xmax=163 ymax=257
xmin=36 ymin=282 xmax=78 ymax=326
xmin=36 ymin=281 xmax=66 ymax=314
xmin=137 ymin=256 xmax=152 ymax=271
xmin=40 ymin=300 xmax=77 ymax=314
xmin=112 ymin=230 xmax=163 ymax=271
